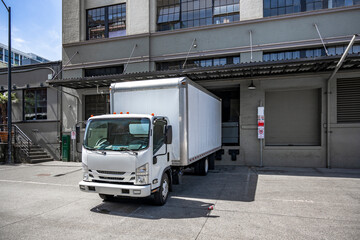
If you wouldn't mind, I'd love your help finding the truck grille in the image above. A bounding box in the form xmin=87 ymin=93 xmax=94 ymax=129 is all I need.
xmin=89 ymin=169 xmax=135 ymax=184
xmin=96 ymin=170 xmax=126 ymax=175
xmin=99 ymin=176 xmax=124 ymax=181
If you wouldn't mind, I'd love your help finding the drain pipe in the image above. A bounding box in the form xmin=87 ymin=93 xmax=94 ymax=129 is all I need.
xmin=326 ymin=34 xmax=357 ymax=168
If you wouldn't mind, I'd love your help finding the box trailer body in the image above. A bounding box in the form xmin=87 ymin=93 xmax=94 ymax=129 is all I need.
xmin=110 ymin=77 xmax=221 ymax=166
xmin=79 ymin=77 xmax=221 ymax=205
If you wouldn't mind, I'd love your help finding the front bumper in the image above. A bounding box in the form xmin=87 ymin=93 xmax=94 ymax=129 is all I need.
xmin=79 ymin=181 xmax=151 ymax=197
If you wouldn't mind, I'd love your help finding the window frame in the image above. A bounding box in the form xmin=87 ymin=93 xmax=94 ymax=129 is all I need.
xmin=153 ymin=119 xmax=167 ymax=155
xmin=84 ymin=94 xmax=110 ymax=121
xmin=23 ymin=88 xmax=48 ymax=121
xmin=157 ymin=0 xmax=240 ymax=32
xmin=86 ymin=3 xmax=126 ymax=40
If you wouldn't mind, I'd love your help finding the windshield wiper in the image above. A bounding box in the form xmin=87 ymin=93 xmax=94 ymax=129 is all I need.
xmin=119 ymin=147 xmax=138 ymax=156
xmin=84 ymin=146 xmax=106 ymax=155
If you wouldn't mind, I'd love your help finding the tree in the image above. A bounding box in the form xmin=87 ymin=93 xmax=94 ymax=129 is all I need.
xmin=0 ymin=92 xmax=19 ymax=127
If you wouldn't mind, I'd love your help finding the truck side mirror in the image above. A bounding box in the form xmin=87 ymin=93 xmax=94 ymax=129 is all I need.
xmin=165 ymin=125 xmax=172 ymax=145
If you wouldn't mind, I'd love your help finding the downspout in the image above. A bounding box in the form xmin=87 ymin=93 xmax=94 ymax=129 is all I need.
xmin=326 ymin=34 xmax=357 ymax=168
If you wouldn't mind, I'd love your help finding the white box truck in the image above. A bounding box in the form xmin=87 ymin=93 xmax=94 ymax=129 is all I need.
xmin=79 ymin=77 xmax=221 ymax=205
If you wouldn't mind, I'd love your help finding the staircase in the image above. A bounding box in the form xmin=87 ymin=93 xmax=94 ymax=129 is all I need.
xmin=12 ymin=125 xmax=53 ymax=164
xmin=28 ymin=145 xmax=53 ymax=164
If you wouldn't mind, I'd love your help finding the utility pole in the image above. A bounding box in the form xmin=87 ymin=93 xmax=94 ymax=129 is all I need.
xmin=1 ymin=0 xmax=12 ymax=164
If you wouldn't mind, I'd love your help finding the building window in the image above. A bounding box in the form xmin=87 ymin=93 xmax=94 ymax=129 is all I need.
xmin=156 ymin=55 xmax=240 ymax=70
xmin=213 ymin=0 xmax=240 ymax=24
xmin=264 ymin=0 xmax=359 ymax=17
xmin=157 ymin=0 xmax=181 ymax=31
xmin=84 ymin=66 xmax=124 ymax=77
xmin=87 ymin=3 xmax=126 ymax=40
xmin=85 ymin=95 xmax=110 ymax=120
xmin=337 ymin=78 xmax=360 ymax=123
xmin=265 ymin=89 xmax=321 ymax=146
xmin=4 ymin=49 xmax=8 ymax=63
xmin=263 ymin=44 xmax=360 ymax=62
xmin=24 ymin=89 xmax=47 ymax=121
xmin=331 ymin=0 xmax=360 ymax=7
xmin=14 ymin=54 xmax=19 ymax=66
xmin=0 ymin=48 xmax=3 ymax=62
xmin=264 ymin=0 xmax=301 ymax=17
xmin=157 ymin=0 xmax=240 ymax=32
xmin=305 ymin=0 xmax=327 ymax=11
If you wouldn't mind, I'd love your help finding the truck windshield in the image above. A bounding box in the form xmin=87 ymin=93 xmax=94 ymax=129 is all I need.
xmin=84 ymin=118 xmax=150 ymax=151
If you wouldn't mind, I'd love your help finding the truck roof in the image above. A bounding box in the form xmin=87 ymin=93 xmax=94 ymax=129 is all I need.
xmin=88 ymin=113 xmax=153 ymax=120
xmin=111 ymin=77 xmax=188 ymax=91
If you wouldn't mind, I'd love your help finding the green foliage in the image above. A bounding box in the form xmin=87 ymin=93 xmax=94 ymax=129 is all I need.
xmin=0 ymin=92 xmax=19 ymax=104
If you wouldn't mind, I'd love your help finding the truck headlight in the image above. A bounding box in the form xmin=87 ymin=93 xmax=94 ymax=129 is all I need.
xmin=136 ymin=163 xmax=149 ymax=185
xmin=82 ymin=163 xmax=89 ymax=181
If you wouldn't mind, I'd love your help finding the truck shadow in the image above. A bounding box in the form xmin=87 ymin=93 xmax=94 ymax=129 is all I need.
xmin=177 ymin=166 xmax=258 ymax=202
xmin=89 ymin=166 xmax=258 ymax=219
xmin=90 ymin=196 xmax=219 ymax=219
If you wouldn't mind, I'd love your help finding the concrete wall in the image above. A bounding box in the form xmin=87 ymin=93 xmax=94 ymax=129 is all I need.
xmin=62 ymin=0 xmax=81 ymax=44
xmin=240 ymin=0 xmax=263 ymax=21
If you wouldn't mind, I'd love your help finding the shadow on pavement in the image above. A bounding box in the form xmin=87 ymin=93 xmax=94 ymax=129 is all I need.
xmin=175 ymin=166 xmax=258 ymax=202
xmin=89 ymin=166 xmax=258 ymax=219
xmin=90 ymin=196 xmax=219 ymax=219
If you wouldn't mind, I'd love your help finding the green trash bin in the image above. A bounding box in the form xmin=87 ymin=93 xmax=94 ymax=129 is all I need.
xmin=62 ymin=135 xmax=70 ymax=162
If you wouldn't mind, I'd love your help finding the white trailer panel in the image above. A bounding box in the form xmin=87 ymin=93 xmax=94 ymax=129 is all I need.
xmin=111 ymin=77 xmax=221 ymax=167
xmin=188 ymin=84 xmax=222 ymax=163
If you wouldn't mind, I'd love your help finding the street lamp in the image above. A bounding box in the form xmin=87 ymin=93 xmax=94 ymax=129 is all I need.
xmin=1 ymin=0 xmax=12 ymax=164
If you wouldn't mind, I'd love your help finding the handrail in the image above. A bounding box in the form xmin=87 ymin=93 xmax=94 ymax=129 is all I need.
xmin=13 ymin=125 xmax=32 ymax=143
xmin=0 ymin=124 xmax=33 ymax=157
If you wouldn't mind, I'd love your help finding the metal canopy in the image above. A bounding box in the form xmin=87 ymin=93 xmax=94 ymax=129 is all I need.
xmin=47 ymin=54 xmax=360 ymax=89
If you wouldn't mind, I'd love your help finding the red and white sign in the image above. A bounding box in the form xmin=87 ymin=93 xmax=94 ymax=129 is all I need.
xmin=258 ymin=107 xmax=264 ymax=139
xmin=71 ymin=130 xmax=76 ymax=140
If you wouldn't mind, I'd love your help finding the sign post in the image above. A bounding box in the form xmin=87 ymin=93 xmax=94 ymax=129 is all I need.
xmin=258 ymin=106 xmax=264 ymax=167
xmin=71 ymin=130 xmax=76 ymax=162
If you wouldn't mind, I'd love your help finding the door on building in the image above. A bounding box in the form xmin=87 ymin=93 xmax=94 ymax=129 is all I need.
xmin=210 ymin=87 xmax=240 ymax=146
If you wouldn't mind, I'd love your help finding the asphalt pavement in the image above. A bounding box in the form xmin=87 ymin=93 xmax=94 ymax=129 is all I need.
xmin=0 ymin=162 xmax=359 ymax=240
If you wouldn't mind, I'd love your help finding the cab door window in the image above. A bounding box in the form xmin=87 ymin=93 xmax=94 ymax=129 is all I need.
xmin=153 ymin=120 xmax=167 ymax=154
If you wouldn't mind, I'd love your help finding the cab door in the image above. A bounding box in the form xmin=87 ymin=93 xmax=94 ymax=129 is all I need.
xmin=152 ymin=119 xmax=169 ymax=188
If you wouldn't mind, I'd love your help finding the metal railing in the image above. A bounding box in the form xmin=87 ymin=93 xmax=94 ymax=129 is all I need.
xmin=0 ymin=124 xmax=33 ymax=157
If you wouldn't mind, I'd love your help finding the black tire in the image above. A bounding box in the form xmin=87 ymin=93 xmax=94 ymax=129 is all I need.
xmin=99 ymin=194 xmax=114 ymax=201
xmin=154 ymin=173 xmax=170 ymax=206
xmin=208 ymin=153 xmax=215 ymax=170
xmin=195 ymin=158 xmax=209 ymax=176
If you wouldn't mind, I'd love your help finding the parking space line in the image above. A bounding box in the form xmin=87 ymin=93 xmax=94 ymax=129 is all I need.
xmin=0 ymin=179 xmax=77 ymax=187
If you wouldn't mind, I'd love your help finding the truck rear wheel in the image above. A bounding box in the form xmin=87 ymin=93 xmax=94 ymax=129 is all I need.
xmin=154 ymin=173 xmax=169 ymax=206
xmin=195 ymin=158 xmax=208 ymax=176
xmin=99 ymin=194 xmax=114 ymax=201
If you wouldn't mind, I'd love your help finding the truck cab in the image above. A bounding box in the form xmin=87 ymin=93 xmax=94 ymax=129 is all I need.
xmin=79 ymin=113 xmax=173 ymax=205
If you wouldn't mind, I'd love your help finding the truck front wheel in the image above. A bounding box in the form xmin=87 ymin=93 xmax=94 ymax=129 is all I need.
xmin=153 ymin=173 xmax=169 ymax=206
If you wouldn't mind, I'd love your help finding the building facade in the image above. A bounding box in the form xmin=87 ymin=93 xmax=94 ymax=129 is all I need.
xmin=0 ymin=43 xmax=50 ymax=67
xmin=53 ymin=0 xmax=360 ymax=167
xmin=0 ymin=61 xmax=62 ymax=161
